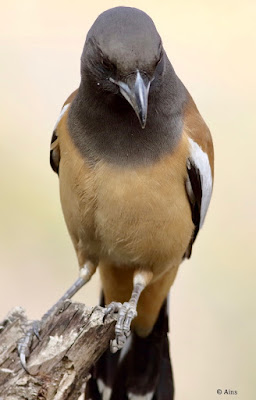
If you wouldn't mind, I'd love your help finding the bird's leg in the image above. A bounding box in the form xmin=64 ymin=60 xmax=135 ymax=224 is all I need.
xmin=105 ymin=270 xmax=153 ymax=353
xmin=18 ymin=261 xmax=96 ymax=373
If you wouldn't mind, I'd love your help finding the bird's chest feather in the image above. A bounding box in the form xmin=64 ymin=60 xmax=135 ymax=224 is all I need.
xmin=59 ymin=122 xmax=193 ymax=270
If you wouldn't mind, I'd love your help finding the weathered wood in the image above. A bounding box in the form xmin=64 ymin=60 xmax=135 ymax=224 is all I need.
xmin=0 ymin=301 xmax=116 ymax=399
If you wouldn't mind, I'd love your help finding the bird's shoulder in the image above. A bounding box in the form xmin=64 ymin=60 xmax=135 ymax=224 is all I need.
xmin=183 ymin=93 xmax=214 ymax=257
xmin=50 ymin=90 xmax=78 ymax=174
xmin=183 ymin=93 xmax=214 ymax=176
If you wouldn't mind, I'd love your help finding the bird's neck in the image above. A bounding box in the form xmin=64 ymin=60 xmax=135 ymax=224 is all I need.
xmin=68 ymin=63 xmax=187 ymax=166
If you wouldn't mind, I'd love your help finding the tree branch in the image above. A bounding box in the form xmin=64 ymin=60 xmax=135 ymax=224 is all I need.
xmin=0 ymin=301 xmax=116 ymax=399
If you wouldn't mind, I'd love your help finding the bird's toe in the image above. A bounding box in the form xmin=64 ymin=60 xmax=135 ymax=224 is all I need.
xmin=17 ymin=319 xmax=41 ymax=374
xmin=110 ymin=302 xmax=137 ymax=353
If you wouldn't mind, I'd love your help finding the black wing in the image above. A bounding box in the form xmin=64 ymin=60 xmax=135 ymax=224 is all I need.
xmin=184 ymin=158 xmax=202 ymax=258
xmin=50 ymin=130 xmax=60 ymax=174
xmin=184 ymin=138 xmax=213 ymax=258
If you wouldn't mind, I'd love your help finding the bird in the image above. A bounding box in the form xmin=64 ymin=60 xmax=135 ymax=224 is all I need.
xmin=20 ymin=6 xmax=214 ymax=399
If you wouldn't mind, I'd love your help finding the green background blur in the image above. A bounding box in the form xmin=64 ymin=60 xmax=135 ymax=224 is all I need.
xmin=1 ymin=1 xmax=255 ymax=399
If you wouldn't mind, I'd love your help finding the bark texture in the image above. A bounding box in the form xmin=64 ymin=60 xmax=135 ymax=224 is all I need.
xmin=0 ymin=301 xmax=116 ymax=399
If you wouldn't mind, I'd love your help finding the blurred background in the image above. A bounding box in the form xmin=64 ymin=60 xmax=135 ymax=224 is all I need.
xmin=1 ymin=0 xmax=255 ymax=399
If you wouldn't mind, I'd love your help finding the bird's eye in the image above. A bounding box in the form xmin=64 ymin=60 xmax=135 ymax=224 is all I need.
xmin=155 ymin=52 xmax=164 ymax=74
xmin=101 ymin=58 xmax=116 ymax=72
xmin=156 ymin=50 xmax=163 ymax=66
xmin=102 ymin=59 xmax=109 ymax=68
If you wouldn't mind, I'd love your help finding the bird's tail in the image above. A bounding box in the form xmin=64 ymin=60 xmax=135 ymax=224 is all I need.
xmin=85 ymin=294 xmax=174 ymax=400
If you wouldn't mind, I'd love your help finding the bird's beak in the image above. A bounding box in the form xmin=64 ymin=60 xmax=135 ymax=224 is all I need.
xmin=110 ymin=70 xmax=151 ymax=129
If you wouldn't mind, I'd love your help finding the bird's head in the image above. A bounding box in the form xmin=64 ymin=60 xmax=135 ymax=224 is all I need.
xmin=81 ymin=7 xmax=165 ymax=128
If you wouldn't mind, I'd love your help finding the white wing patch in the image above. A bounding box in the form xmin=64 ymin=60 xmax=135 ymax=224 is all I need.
xmin=97 ymin=378 xmax=112 ymax=400
xmin=188 ymin=137 xmax=212 ymax=228
xmin=128 ymin=392 xmax=154 ymax=400
xmin=54 ymin=103 xmax=70 ymax=130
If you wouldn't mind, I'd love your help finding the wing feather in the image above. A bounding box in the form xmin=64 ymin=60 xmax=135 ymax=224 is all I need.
xmin=185 ymin=138 xmax=213 ymax=258
xmin=49 ymin=103 xmax=70 ymax=174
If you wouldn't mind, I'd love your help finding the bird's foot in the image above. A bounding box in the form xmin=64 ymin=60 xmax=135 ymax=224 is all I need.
xmin=104 ymin=301 xmax=137 ymax=353
xmin=17 ymin=320 xmax=42 ymax=374
xmin=17 ymin=262 xmax=97 ymax=374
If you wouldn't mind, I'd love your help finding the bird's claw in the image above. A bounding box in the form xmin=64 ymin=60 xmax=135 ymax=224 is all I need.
xmin=104 ymin=302 xmax=137 ymax=353
xmin=32 ymin=320 xmax=41 ymax=340
xmin=103 ymin=301 xmax=122 ymax=318
xmin=17 ymin=320 xmax=41 ymax=374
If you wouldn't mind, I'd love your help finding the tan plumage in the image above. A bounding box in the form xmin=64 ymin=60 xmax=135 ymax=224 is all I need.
xmin=51 ymin=92 xmax=213 ymax=336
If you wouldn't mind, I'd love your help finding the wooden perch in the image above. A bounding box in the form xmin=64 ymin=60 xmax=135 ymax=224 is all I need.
xmin=0 ymin=301 xmax=116 ymax=399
